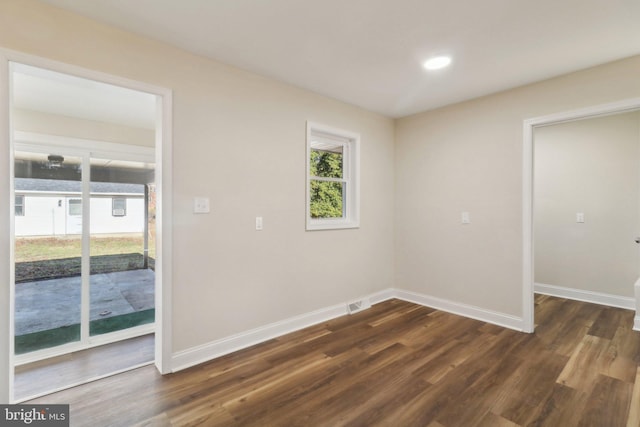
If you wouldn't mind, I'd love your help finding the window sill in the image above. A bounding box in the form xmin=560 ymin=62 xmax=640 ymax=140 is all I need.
xmin=306 ymin=219 xmax=360 ymax=231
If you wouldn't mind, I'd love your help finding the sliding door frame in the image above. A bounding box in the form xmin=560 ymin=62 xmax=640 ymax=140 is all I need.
xmin=12 ymin=139 xmax=157 ymax=365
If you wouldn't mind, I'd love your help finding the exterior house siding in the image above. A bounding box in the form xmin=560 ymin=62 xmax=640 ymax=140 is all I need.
xmin=15 ymin=178 xmax=145 ymax=236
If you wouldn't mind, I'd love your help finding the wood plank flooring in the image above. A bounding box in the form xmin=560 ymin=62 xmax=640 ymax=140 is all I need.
xmin=15 ymin=334 xmax=154 ymax=402
xmin=29 ymin=295 xmax=640 ymax=426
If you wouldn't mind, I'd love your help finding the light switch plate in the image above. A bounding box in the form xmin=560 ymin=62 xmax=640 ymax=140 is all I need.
xmin=193 ymin=197 xmax=210 ymax=214
xmin=461 ymin=211 xmax=471 ymax=224
xmin=255 ymin=216 xmax=263 ymax=230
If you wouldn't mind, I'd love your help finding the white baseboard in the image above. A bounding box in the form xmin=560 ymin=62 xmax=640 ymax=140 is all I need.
xmin=368 ymin=288 xmax=396 ymax=305
xmin=171 ymin=289 xmax=395 ymax=372
xmin=393 ymin=288 xmax=525 ymax=332
xmin=535 ymin=283 xmax=636 ymax=310
xmin=635 ymin=279 xmax=640 ymax=331
xmin=171 ymin=287 xmax=529 ymax=372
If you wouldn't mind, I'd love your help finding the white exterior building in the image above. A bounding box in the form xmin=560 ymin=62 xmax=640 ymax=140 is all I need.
xmin=15 ymin=178 xmax=145 ymax=237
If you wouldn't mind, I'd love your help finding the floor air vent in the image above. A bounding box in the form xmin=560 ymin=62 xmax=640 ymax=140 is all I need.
xmin=347 ymin=298 xmax=371 ymax=314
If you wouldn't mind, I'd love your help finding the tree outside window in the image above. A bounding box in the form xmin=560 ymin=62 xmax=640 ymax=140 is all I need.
xmin=309 ymin=143 xmax=344 ymax=218
xmin=306 ymin=122 xmax=359 ymax=230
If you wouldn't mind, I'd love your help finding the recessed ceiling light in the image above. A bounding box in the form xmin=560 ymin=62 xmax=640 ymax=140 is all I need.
xmin=423 ymin=56 xmax=452 ymax=71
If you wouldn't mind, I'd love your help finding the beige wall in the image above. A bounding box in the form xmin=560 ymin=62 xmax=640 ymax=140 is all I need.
xmin=0 ymin=0 xmax=395 ymax=357
xmin=395 ymin=55 xmax=640 ymax=317
xmin=12 ymin=108 xmax=155 ymax=147
xmin=2 ymin=1 xmax=640 ymax=394
xmin=534 ymin=112 xmax=640 ymax=297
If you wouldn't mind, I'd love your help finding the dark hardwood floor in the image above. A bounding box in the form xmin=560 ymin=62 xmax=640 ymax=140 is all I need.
xmin=15 ymin=334 xmax=154 ymax=402
xmin=29 ymin=295 xmax=640 ymax=426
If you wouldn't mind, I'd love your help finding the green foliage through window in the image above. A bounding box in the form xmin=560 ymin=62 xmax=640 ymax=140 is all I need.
xmin=310 ymin=180 xmax=343 ymax=218
xmin=309 ymin=149 xmax=343 ymax=178
xmin=309 ymin=147 xmax=345 ymax=218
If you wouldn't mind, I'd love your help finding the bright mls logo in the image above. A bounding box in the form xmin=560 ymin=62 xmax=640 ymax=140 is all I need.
xmin=0 ymin=405 xmax=69 ymax=426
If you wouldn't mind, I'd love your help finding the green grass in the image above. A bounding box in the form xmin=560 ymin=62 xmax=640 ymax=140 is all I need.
xmin=15 ymin=234 xmax=154 ymax=263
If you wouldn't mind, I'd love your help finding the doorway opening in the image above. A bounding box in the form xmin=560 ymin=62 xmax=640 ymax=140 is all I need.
xmin=522 ymin=98 xmax=640 ymax=333
xmin=7 ymin=60 xmax=171 ymax=402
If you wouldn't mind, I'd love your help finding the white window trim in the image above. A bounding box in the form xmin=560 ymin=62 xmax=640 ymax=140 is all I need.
xmin=306 ymin=121 xmax=360 ymax=231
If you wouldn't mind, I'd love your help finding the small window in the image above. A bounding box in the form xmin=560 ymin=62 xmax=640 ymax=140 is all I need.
xmin=306 ymin=122 xmax=360 ymax=230
xmin=15 ymin=195 xmax=24 ymax=216
xmin=68 ymin=199 xmax=82 ymax=216
xmin=112 ymin=197 xmax=127 ymax=217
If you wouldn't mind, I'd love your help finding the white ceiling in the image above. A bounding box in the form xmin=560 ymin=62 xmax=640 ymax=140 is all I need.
xmin=37 ymin=0 xmax=640 ymax=118
xmin=12 ymin=63 xmax=157 ymax=129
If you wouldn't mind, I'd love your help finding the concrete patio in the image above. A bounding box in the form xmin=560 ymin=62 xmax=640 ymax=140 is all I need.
xmin=15 ymin=268 xmax=155 ymax=336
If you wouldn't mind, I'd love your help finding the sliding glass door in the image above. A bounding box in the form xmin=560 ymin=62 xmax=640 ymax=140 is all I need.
xmin=14 ymin=150 xmax=84 ymax=354
xmin=13 ymin=145 xmax=155 ymax=357
xmin=89 ymin=157 xmax=155 ymax=338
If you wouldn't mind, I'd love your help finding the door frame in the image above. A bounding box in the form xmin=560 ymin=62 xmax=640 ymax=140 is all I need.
xmin=0 ymin=49 xmax=173 ymax=403
xmin=522 ymin=97 xmax=640 ymax=333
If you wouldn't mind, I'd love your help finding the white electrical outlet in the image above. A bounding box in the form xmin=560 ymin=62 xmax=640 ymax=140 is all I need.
xmin=576 ymin=212 xmax=585 ymax=223
xmin=255 ymin=216 xmax=263 ymax=230
xmin=193 ymin=197 xmax=210 ymax=214
xmin=461 ymin=211 xmax=471 ymax=224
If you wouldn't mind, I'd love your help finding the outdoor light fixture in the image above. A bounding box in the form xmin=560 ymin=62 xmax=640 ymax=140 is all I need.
xmin=423 ymin=56 xmax=452 ymax=70
xmin=47 ymin=154 xmax=64 ymax=168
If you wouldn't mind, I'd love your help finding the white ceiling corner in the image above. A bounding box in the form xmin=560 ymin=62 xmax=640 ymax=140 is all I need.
xmin=32 ymin=0 xmax=640 ymax=118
